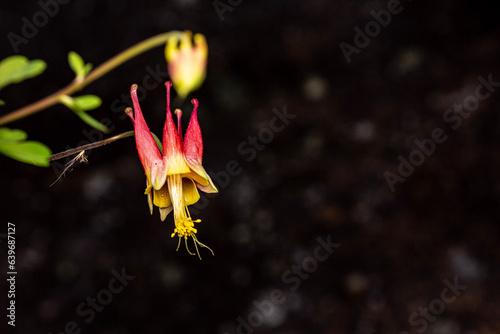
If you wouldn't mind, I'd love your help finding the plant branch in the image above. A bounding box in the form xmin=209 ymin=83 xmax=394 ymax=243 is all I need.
xmin=50 ymin=130 xmax=134 ymax=161
xmin=0 ymin=31 xmax=184 ymax=126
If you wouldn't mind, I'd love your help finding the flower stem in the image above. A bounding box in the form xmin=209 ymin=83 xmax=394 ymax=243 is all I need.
xmin=0 ymin=31 xmax=184 ymax=126
xmin=49 ymin=130 xmax=134 ymax=161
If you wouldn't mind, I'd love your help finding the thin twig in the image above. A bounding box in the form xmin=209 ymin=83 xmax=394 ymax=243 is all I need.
xmin=49 ymin=130 xmax=134 ymax=161
xmin=0 ymin=31 xmax=184 ymax=125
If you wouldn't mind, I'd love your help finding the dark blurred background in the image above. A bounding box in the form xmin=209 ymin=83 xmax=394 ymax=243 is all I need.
xmin=1 ymin=0 xmax=500 ymax=333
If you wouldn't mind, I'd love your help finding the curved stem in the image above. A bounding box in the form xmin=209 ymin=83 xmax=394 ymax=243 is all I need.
xmin=0 ymin=31 xmax=184 ymax=126
xmin=50 ymin=130 xmax=134 ymax=161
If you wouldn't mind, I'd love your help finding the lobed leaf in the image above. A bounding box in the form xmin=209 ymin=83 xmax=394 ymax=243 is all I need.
xmin=0 ymin=56 xmax=46 ymax=90
xmin=68 ymin=51 xmax=93 ymax=78
xmin=0 ymin=127 xmax=51 ymax=167
xmin=68 ymin=51 xmax=85 ymax=78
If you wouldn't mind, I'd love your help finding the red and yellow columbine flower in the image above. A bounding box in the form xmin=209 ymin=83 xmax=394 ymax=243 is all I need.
xmin=125 ymin=81 xmax=218 ymax=258
xmin=165 ymin=31 xmax=207 ymax=100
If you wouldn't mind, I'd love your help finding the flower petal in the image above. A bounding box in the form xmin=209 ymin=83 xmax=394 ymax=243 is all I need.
xmin=163 ymin=81 xmax=190 ymax=174
xmin=150 ymin=157 xmax=169 ymax=190
xmin=183 ymin=98 xmax=203 ymax=163
xmin=182 ymin=178 xmax=201 ymax=206
xmin=145 ymin=179 xmax=153 ymax=215
xmin=159 ymin=206 xmax=173 ymax=221
xmin=153 ymin=184 xmax=172 ymax=209
xmin=184 ymin=156 xmax=208 ymax=182
xmin=195 ymin=176 xmax=218 ymax=194
xmin=126 ymin=84 xmax=164 ymax=185
xmin=184 ymin=156 xmax=218 ymax=194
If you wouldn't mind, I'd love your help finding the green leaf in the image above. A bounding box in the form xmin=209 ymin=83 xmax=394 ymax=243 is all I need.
xmin=73 ymin=95 xmax=102 ymax=110
xmin=0 ymin=141 xmax=51 ymax=167
xmin=72 ymin=108 xmax=109 ymax=133
xmin=0 ymin=127 xmax=27 ymax=141
xmin=68 ymin=51 xmax=92 ymax=79
xmin=0 ymin=56 xmax=46 ymax=90
xmin=68 ymin=51 xmax=85 ymax=78
xmin=0 ymin=127 xmax=51 ymax=167
xmin=84 ymin=63 xmax=93 ymax=76
xmin=59 ymin=95 xmax=109 ymax=133
xmin=0 ymin=99 xmax=4 ymax=106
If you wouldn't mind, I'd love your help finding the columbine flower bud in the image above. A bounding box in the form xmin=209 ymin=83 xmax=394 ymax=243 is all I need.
xmin=165 ymin=31 xmax=208 ymax=99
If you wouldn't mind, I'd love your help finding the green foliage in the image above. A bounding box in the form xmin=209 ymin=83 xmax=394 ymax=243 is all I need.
xmin=72 ymin=108 xmax=109 ymax=133
xmin=84 ymin=63 xmax=93 ymax=75
xmin=151 ymin=131 xmax=163 ymax=152
xmin=0 ymin=55 xmax=46 ymax=91
xmin=73 ymin=95 xmax=102 ymax=110
xmin=0 ymin=127 xmax=51 ymax=167
xmin=59 ymin=95 xmax=109 ymax=133
xmin=68 ymin=51 xmax=92 ymax=78
xmin=0 ymin=56 xmax=50 ymax=166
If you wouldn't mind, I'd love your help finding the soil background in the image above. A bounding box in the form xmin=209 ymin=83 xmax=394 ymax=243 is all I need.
xmin=1 ymin=0 xmax=500 ymax=333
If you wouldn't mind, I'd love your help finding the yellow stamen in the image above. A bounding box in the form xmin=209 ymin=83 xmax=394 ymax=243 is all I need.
xmin=167 ymin=174 xmax=214 ymax=259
